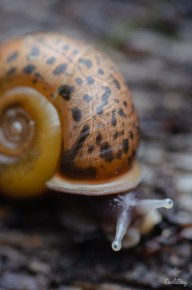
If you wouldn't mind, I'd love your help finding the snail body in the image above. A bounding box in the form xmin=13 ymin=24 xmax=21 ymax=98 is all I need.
xmin=0 ymin=33 xmax=173 ymax=250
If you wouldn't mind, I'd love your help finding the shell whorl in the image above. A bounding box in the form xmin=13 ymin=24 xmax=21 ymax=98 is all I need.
xmin=0 ymin=106 xmax=35 ymax=157
xmin=0 ymin=33 xmax=140 ymax=196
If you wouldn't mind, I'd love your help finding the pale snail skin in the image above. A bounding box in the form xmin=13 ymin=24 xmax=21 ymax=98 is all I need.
xmin=0 ymin=33 xmax=173 ymax=251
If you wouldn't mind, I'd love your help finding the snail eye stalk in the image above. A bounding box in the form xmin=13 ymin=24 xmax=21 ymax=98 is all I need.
xmin=111 ymin=193 xmax=173 ymax=251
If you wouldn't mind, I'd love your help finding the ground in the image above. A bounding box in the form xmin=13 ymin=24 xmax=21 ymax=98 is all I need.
xmin=0 ymin=0 xmax=192 ymax=289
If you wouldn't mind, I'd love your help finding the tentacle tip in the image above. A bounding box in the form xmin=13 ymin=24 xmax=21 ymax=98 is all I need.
xmin=164 ymin=198 xmax=173 ymax=209
xmin=112 ymin=240 xmax=122 ymax=251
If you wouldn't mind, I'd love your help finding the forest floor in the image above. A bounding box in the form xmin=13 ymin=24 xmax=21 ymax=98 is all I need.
xmin=0 ymin=1 xmax=192 ymax=289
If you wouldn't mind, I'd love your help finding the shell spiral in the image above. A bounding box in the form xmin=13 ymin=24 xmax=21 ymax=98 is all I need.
xmin=0 ymin=33 xmax=141 ymax=197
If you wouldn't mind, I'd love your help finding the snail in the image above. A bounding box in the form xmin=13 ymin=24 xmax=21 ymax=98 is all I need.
xmin=0 ymin=32 xmax=173 ymax=251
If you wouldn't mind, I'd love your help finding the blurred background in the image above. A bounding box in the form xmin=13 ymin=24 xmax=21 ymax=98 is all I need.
xmin=0 ymin=1 xmax=192 ymax=289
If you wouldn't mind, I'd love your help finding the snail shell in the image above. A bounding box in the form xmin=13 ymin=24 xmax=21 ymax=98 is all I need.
xmin=0 ymin=33 xmax=141 ymax=197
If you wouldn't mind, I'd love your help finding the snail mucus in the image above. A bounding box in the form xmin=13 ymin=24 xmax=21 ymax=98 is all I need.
xmin=0 ymin=33 xmax=173 ymax=251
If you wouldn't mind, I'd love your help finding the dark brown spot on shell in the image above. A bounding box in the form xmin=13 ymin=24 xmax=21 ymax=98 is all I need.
xmin=29 ymin=46 xmax=40 ymax=57
xmin=75 ymin=77 xmax=83 ymax=86
xmin=53 ymin=63 xmax=67 ymax=75
xmin=87 ymin=145 xmax=95 ymax=153
xmin=61 ymin=124 xmax=90 ymax=164
xmin=73 ymin=124 xmax=90 ymax=155
xmin=123 ymin=101 xmax=127 ymax=107
xmin=111 ymin=110 xmax=117 ymax=127
xmin=34 ymin=72 xmax=43 ymax=79
xmin=118 ymin=108 xmax=127 ymax=118
xmin=58 ymin=85 xmax=74 ymax=101
xmin=87 ymin=76 xmax=95 ymax=85
xmin=83 ymin=94 xmax=92 ymax=103
xmin=97 ymin=68 xmax=104 ymax=75
xmin=110 ymin=74 xmax=121 ymax=89
xmin=23 ymin=64 xmax=35 ymax=74
xmin=72 ymin=49 xmax=79 ymax=55
xmin=61 ymin=165 xmax=97 ymax=179
xmin=6 ymin=51 xmax=18 ymax=63
xmin=97 ymin=87 xmax=111 ymax=115
xmin=100 ymin=142 xmax=114 ymax=162
xmin=123 ymin=139 xmax=129 ymax=153
xmin=46 ymin=57 xmax=56 ymax=65
xmin=96 ymin=132 xmax=102 ymax=145
xmin=7 ymin=67 xmax=16 ymax=76
xmin=116 ymin=149 xmax=123 ymax=159
xmin=62 ymin=44 xmax=69 ymax=50
xmin=96 ymin=105 xmax=103 ymax=115
xmin=61 ymin=126 xmax=97 ymax=178
xmin=113 ymin=131 xmax=119 ymax=140
xmin=72 ymin=107 xmax=82 ymax=122
xmin=78 ymin=58 xmax=93 ymax=69
xmin=102 ymin=86 xmax=111 ymax=105
xmin=129 ymin=131 xmax=134 ymax=140
xmin=113 ymin=78 xmax=121 ymax=89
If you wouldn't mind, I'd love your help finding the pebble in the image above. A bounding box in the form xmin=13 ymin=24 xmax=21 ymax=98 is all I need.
xmin=178 ymin=193 xmax=192 ymax=212
xmin=139 ymin=143 xmax=166 ymax=165
xmin=181 ymin=227 xmax=192 ymax=240
xmin=29 ymin=260 xmax=51 ymax=275
xmin=0 ymin=231 xmax=44 ymax=249
xmin=98 ymin=284 xmax=135 ymax=290
xmin=172 ymin=210 xmax=192 ymax=226
xmin=58 ymin=287 xmax=83 ymax=290
xmin=169 ymin=153 xmax=192 ymax=171
xmin=176 ymin=174 xmax=192 ymax=193
xmin=0 ymin=273 xmax=41 ymax=290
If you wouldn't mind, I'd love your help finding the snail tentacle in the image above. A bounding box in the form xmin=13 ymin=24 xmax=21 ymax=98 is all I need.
xmin=111 ymin=192 xmax=136 ymax=251
xmin=112 ymin=208 xmax=131 ymax=251
xmin=136 ymin=198 xmax=173 ymax=213
xmin=111 ymin=193 xmax=173 ymax=251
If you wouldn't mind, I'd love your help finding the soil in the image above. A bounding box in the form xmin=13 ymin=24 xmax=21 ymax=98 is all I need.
xmin=0 ymin=1 xmax=192 ymax=289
